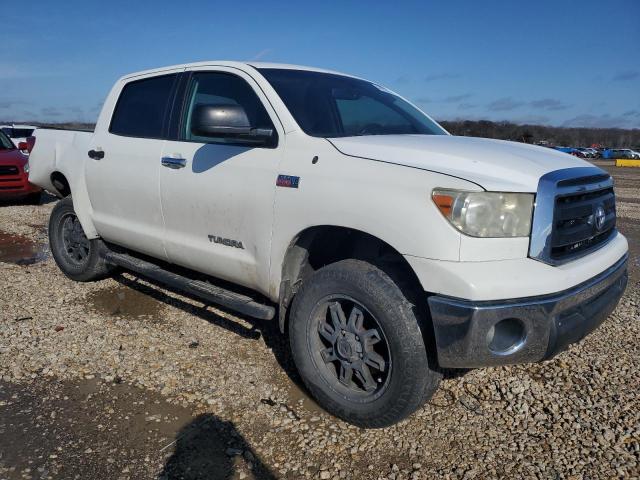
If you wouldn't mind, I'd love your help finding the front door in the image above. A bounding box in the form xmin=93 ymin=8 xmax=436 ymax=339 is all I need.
xmin=159 ymin=68 xmax=283 ymax=293
xmin=86 ymin=71 xmax=180 ymax=259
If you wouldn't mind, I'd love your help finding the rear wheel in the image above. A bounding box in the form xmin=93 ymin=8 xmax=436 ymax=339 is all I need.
xmin=289 ymin=259 xmax=441 ymax=428
xmin=49 ymin=196 xmax=115 ymax=282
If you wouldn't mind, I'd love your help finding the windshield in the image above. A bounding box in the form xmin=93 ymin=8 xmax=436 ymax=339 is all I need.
xmin=258 ymin=68 xmax=447 ymax=138
xmin=0 ymin=131 xmax=15 ymax=150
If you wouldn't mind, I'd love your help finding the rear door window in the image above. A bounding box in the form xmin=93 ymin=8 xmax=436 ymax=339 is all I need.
xmin=110 ymin=74 xmax=177 ymax=139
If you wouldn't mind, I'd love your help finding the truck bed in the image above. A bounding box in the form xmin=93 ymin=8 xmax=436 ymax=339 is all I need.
xmin=28 ymin=127 xmax=93 ymax=195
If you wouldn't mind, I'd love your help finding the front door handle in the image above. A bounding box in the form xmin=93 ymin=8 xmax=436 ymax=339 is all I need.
xmin=161 ymin=157 xmax=186 ymax=169
xmin=88 ymin=149 xmax=105 ymax=160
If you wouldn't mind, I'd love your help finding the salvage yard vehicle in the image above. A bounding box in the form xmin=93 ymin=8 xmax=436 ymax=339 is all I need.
xmin=0 ymin=124 xmax=37 ymax=154
xmin=27 ymin=62 xmax=628 ymax=428
xmin=0 ymin=129 xmax=42 ymax=204
xmin=612 ymin=149 xmax=640 ymax=159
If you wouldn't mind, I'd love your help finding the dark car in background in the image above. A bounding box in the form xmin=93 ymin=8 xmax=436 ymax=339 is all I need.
xmin=0 ymin=130 xmax=42 ymax=204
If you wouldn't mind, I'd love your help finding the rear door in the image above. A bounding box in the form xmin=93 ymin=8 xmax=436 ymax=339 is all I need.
xmin=86 ymin=71 xmax=180 ymax=259
xmin=159 ymin=67 xmax=284 ymax=293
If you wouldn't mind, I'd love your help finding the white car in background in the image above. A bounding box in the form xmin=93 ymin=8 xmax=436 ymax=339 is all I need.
xmin=0 ymin=124 xmax=37 ymax=153
xmin=586 ymin=148 xmax=600 ymax=158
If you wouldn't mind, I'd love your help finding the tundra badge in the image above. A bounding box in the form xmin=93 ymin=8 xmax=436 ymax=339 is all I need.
xmin=208 ymin=235 xmax=244 ymax=249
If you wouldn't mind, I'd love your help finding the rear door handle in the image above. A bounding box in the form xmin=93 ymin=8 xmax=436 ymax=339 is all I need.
xmin=88 ymin=149 xmax=104 ymax=160
xmin=161 ymin=157 xmax=186 ymax=169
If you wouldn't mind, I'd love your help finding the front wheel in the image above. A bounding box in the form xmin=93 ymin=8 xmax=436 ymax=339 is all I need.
xmin=289 ymin=259 xmax=441 ymax=428
xmin=48 ymin=196 xmax=115 ymax=282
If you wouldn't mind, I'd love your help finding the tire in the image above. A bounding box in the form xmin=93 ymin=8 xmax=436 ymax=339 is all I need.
xmin=289 ymin=259 xmax=441 ymax=428
xmin=48 ymin=196 xmax=115 ymax=282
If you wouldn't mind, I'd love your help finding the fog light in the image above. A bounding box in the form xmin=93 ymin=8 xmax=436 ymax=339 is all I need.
xmin=487 ymin=318 xmax=526 ymax=355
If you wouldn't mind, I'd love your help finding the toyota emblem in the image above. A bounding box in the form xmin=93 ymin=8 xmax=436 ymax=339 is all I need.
xmin=594 ymin=205 xmax=606 ymax=231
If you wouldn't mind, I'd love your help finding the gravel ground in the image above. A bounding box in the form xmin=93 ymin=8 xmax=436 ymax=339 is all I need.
xmin=0 ymin=162 xmax=639 ymax=479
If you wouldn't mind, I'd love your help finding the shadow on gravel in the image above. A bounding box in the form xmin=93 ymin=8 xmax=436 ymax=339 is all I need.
xmin=0 ymin=191 xmax=57 ymax=207
xmin=159 ymin=413 xmax=276 ymax=480
xmin=112 ymin=274 xmax=308 ymax=399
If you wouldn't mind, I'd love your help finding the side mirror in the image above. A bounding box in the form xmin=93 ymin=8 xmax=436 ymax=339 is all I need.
xmin=18 ymin=141 xmax=29 ymax=152
xmin=191 ymin=104 xmax=274 ymax=144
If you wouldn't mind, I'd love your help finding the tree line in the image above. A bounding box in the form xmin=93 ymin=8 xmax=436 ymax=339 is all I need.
xmin=5 ymin=119 xmax=640 ymax=148
xmin=438 ymin=120 xmax=640 ymax=148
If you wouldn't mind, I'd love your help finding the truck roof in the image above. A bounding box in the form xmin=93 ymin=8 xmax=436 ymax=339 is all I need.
xmin=121 ymin=61 xmax=353 ymax=81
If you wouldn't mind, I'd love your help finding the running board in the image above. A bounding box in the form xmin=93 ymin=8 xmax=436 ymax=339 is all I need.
xmin=104 ymin=252 xmax=275 ymax=320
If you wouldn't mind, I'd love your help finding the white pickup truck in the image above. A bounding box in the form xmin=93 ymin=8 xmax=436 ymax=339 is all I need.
xmin=28 ymin=62 xmax=628 ymax=428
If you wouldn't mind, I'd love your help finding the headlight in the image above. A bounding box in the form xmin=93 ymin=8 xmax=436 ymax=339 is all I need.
xmin=432 ymin=189 xmax=534 ymax=237
xmin=23 ymin=162 xmax=30 ymax=174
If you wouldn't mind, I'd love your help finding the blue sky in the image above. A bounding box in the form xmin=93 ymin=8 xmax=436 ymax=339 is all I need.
xmin=1 ymin=0 xmax=638 ymax=128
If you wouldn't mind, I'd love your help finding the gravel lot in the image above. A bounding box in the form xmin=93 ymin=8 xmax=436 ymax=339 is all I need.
xmin=0 ymin=162 xmax=638 ymax=479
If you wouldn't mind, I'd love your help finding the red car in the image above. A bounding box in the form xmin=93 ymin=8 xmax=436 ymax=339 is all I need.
xmin=0 ymin=130 xmax=41 ymax=204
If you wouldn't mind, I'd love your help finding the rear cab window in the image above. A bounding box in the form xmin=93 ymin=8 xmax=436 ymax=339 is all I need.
xmin=109 ymin=74 xmax=178 ymax=139
xmin=10 ymin=129 xmax=34 ymax=138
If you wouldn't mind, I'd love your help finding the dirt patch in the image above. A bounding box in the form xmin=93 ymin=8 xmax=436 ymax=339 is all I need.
xmin=285 ymin=378 xmax=326 ymax=418
xmin=0 ymin=377 xmax=273 ymax=479
xmin=85 ymin=285 xmax=165 ymax=319
xmin=0 ymin=231 xmax=48 ymax=265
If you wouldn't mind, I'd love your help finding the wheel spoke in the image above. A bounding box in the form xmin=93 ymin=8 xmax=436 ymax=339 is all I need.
xmin=364 ymin=350 xmax=386 ymax=372
xmin=60 ymin=213 xmax=91 ymax=265
xmin=361 ymin=328 xmax=381 ymax=346
xmin=347 ymin=305 xmax=364 ymax=332
xmin=315 ymin=297 xmax=390 ymax=396
xmin=318 ymin=321 xmax=337 ymax=343
xmin=320 ymin=347 xmax=337 ymax=363
xmin=329 ymin=302 xmax=347 ymax=331
xmin=354 ymin=362 xmax=377 ymax=392
xmin=338 ymin=363 xmax=353 ymax=387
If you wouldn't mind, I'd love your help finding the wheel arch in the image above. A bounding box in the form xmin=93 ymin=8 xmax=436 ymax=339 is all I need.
xmin=277 ymin=225 xmax=425 ymax=334
xmin=50 ymin=171 xmax=71 ymax=197
xmin=49 ymin=170 xmax=99 ymax=239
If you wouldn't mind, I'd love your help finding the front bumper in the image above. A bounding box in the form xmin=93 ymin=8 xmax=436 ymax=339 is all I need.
xmin=427 ymin=254 xmax=628 ymax=368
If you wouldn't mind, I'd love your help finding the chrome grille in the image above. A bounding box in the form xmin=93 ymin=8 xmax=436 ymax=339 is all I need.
xmin=551 ymin=187 xmax=615 ymax=259
xmin=530 ymin=167 xmax=617 ymax=265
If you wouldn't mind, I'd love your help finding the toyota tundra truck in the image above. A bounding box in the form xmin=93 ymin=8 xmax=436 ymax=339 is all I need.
xmin=27 ymin=62 xmax=628 ymax=428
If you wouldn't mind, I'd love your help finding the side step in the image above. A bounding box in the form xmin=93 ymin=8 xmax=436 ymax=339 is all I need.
xmin=104 ymin=252 xmax=276 ymax=320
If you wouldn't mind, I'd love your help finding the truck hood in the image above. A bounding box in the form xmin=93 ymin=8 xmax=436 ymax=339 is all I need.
xmin=327 ymin=135 xmax=594 ymax=192
xmin=0 ymin=148 xmax=27 ymax=166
